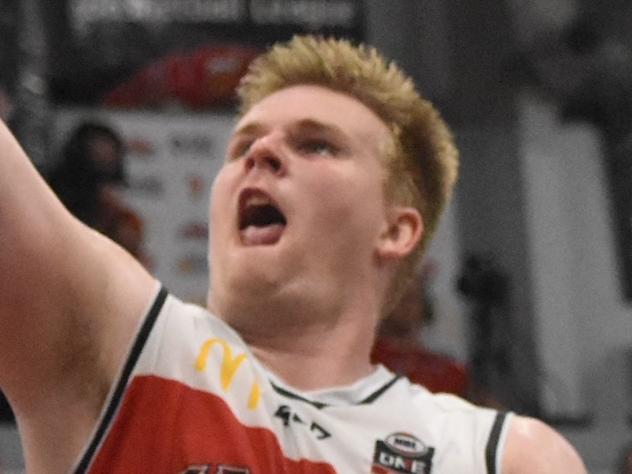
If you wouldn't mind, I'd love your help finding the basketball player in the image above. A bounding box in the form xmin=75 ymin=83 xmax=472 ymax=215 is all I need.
xmin=0 ymin=36 xmax=585 ymax=473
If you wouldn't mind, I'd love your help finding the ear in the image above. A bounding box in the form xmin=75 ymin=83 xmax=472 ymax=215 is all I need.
xmin=376 ymin=206 xmax=423 ymax=261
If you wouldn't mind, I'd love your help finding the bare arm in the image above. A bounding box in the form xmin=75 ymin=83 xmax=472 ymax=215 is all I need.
xmin=0 ymin=120 xmax=156 ymax=471
xmin=502 ymin=416 xmax=587 ymax=474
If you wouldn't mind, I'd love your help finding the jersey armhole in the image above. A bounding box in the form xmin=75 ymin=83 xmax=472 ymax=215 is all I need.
xmin=485 ymin=411 xmax=513 ymax=474
xmin=72 ymin=285 xmax=169 ymax=474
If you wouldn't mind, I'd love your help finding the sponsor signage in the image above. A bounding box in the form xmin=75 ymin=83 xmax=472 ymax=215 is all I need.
xmin=44 ymin=0 xmax=365 ymax=106
xmin=54 ymin=109 xmax=233 ymax=303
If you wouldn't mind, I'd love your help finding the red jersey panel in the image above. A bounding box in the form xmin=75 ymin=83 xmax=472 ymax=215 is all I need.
xmin=90 ymin=375 xmax=335 ymax=473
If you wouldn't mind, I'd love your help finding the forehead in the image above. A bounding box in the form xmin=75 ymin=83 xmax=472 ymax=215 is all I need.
xmin=234 ymin=84 xmax=390 ymax=147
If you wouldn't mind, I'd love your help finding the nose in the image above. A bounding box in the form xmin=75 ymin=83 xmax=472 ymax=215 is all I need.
xmin=244 ymin=133 xmax=286 ymax=175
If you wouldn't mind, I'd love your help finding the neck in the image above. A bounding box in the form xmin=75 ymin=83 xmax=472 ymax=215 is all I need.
xmin=210 ymin=269 xmax=391 ymax=390
xmin=235 ymin=307 xmax=379 ymax=391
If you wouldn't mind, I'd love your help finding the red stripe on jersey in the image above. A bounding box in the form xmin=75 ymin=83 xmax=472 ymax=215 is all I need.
xmin=88 ymin=375 xmax=337 ymax=473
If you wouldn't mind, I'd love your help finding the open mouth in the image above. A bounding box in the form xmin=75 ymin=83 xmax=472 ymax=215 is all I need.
xmin=238 ymin=189 xmax=287 ymax=246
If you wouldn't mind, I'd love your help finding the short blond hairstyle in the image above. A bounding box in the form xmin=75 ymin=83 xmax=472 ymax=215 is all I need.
xmin=237 ymin=35 xmax=459 ymax=308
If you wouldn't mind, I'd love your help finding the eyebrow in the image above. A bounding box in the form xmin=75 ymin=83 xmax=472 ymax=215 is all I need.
xmin=231 ymin=118 xmax=350 ymax=141
xmin=291 ymin=119 xmax=348 ymax=139
xmin=231 ymin=121 xmax=266 ymax=138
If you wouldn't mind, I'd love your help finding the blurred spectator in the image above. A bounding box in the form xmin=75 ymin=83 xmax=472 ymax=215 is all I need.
xmin=49 ymin=121 xmax=125 ymax=223
xmin=371 ymin=262 xmax=469 ymax=396
xmin=48 ymin=121 xmax=149 ymax=266
xmin=456 ymin=254 xmax=510 ymax=410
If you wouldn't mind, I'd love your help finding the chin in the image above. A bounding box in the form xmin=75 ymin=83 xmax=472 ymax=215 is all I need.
xmin=213 ymin=264 xmax=283 ymax=308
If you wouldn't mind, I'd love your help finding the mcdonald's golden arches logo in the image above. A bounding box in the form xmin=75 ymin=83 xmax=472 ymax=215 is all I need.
xmin=195 ymin=338 xmax=262 ymax=410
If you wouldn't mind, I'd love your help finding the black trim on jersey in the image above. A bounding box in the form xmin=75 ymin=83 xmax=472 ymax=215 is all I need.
xmin=73 ymin=286 xmax=168 ymax=474
xmin=270 ymin=375 xmax=401 ymax=409
xmin=270 ymin=382 xmax=329 ymax=409
xmin=358 ymin=375 xmax=401 ymax=404
xmin=485 ymin=411 xmax=508 ymax=474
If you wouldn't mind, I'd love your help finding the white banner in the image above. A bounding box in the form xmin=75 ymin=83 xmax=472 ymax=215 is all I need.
xmin=54 ymin=109 xmax=235 ymax=304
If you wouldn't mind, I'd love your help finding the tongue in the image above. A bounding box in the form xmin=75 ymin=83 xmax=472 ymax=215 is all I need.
xmin=241 ymin=224 xmax=285 ymax=246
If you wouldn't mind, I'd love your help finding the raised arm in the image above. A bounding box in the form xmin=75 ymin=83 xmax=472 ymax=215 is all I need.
xmin=0 ymin=120 xmax=156 ymax=471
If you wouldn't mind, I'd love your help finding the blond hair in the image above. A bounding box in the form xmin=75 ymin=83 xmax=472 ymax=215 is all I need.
xmin=237 ymin=35 xmax=459 ymax=309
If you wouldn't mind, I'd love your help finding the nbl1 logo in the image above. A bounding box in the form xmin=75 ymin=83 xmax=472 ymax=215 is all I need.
xmin=372 ymin=432 xmax=435 ymax=474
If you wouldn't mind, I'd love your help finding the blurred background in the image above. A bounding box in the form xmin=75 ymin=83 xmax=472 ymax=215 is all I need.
xmin=1 ymin=0 xmax=632 ymax=472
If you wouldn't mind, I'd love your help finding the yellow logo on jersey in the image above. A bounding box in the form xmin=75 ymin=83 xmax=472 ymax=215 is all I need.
xmin=195 ymin=338 xmax=261 ymax=410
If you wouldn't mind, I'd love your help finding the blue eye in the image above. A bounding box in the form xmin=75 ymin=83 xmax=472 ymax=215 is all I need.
xmin=300 ymin=140 xmax=337 ymax=156
xmin=238 ymin=141 xmax=253 ymax=156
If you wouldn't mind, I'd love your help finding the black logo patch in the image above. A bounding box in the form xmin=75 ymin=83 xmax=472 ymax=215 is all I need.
xmin=372 ymin=432 xmax=434 ymax=474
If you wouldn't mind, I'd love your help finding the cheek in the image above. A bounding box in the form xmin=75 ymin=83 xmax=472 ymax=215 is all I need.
xmin=208 ymin=182 xmax=222 ymax=228
xmin=209 ymin=165 xmax=234 ymax=212
xmin=208 ymin=166 xmax=236 ymax=239
xmin=308 ymin=168 xmax=386 ymax=235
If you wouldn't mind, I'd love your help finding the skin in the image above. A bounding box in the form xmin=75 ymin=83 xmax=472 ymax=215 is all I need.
xmin=0 ymin=83 xmax=586 ymax=473
xmin=209 ymin=85 xmax=422 ymax=388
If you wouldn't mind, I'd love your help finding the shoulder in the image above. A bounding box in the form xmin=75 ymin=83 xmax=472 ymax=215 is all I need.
xmin=502 ymin=415 xmax=587 ymax=474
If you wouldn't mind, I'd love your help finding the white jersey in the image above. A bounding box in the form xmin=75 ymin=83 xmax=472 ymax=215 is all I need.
xmin=74 ymin=287 xmax=512 ymax=474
